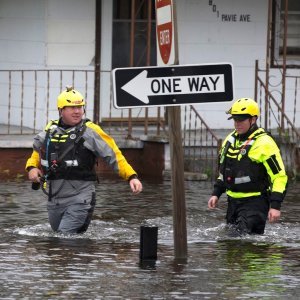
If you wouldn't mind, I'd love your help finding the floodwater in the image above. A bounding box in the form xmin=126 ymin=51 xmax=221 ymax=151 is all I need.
xmin=0 ymin=177 xmax=300 ymax=299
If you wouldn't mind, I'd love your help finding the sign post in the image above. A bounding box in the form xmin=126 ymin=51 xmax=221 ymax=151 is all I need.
xmin=156 ymin=0 xmax=187 ymax=261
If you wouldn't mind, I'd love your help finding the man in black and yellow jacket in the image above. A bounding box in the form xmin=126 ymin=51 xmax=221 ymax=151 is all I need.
xmin=208 ymin=98 xmax=288 ymax=235
xmin=26 ymin=86 xmax=142 ymax=234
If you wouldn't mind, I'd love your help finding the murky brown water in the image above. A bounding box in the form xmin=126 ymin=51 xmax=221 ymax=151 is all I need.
xmin=0 ymin=177 xmax=300 ymax=299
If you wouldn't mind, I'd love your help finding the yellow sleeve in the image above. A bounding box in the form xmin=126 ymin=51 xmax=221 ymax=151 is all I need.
xmin=98 ymin=127 xmax=137 ymax=179
xmin=251 ymin=135 xmax=288 ymax=194
xmin=25 ymin=150 xmax=40 ymax=171
xmin=113 ymin=146 xmax=137 ymax=180
xmin=25 ymin=120 xmax=56 ymax=171
xmin=85 ymin=121 xmax=137 ymax=180
xmin=262 ymin=151 xmax=287 ymax=194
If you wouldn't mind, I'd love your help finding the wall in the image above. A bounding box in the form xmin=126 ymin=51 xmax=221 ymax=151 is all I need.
xmin=0 ymin=0 xmax=46 ymax=69
xmin=175 ymin=0 xmax=268 ymax=128
xmin=0 ymin=141 xmax=165 ymax=181
xmin=46 ymin=0 xmax=95 ymax=67
xmin=0 ymin=0 xmax=95 ymax=68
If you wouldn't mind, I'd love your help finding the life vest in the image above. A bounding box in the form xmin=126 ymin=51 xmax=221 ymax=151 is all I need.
xmin=40 ymin=119 xmax=96 ymax=181
xmin=220 ymin=129 xmax=269 ymax=193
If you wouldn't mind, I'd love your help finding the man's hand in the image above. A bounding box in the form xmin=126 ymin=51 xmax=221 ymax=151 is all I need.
xmin=268 ymin=208 xmax=281 ymax=223
xmin=129 ymin=178 xmax=143 ymax=194
xmin=208 ymin=195 xmax=219 ymax=209
xmin=28 ymin=168 xmax=43 ymax=183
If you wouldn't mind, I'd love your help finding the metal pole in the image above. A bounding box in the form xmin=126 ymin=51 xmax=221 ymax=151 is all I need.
xmin=145 ymin=0 xmax=152 ymax=135
xmin=93 ymin=0 xmax=102 ymax=124
xmin=264 ymin=0 xmax=272 ymax=130
xmin=254 ymin=59 xmax=259 ymax=118
xmin=127 ymin=0 xmax=136 ymax=139
xmin=281 ymin=0 xmax=288 ymax=131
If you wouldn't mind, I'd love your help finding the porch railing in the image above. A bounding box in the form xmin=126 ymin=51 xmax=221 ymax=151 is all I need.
xmin=182 ymin=105 xmax=222 ymax=179
xmin=0 ymin=69 xmax=165 ymax=137
xmin=0 ymin=69 xmax=95 ymax=134
xmin=254 ymin=60 xmax=300 ymax=177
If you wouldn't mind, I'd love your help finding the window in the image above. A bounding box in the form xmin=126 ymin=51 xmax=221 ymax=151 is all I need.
xmin=272 ymin=0 xmax=300 ymax=68
xmin=112 ymin=0 xmax=157 ymax=68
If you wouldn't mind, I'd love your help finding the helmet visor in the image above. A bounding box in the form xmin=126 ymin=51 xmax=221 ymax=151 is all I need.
xmin=228 ymin=114 xmax=252 ymax=121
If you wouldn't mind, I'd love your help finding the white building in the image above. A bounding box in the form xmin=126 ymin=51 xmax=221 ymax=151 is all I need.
xmin=0 ymin=0 xmax=299 ymax=131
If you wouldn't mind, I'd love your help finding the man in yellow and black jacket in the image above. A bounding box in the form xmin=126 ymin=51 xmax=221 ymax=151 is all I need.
xmin=208 ymin=98 xmax=288 ymax=235
xmin=26 ymin=86 xmax=142 ymax=234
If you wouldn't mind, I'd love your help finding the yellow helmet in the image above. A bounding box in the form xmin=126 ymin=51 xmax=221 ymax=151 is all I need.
xmin=57 ymin=86 xmax=85 ymax=109
xmin=227 ymin=98 xmax=259 ymax=120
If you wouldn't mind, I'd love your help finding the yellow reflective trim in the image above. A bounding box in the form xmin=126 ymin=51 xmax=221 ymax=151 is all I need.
xmin=53 ymin=134 xmax=68 ymax=138
xmin=228 ymin=149 xmax=239 ymax=154
xmin=227 ymin=190 xmax=261 ymax=198
xmin=44 ymin=120 xmax=58 ymax=131
xmin=50 ymin=139 xmax=67 ymax=142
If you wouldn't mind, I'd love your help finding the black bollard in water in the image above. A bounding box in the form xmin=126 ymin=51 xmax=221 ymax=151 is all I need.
xmin=139 ymin=226 xmax=158 ymax=261
xmin=31 ymin=182 xmax=40 ymax=190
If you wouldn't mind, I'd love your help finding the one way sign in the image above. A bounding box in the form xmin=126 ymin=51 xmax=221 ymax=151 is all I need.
xmin=112 ymin=63 xmax=233 ymax=109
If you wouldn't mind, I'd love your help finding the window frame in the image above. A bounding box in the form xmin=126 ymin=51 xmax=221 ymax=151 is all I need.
xmin=111 ymin=0 xmax=157 ymax=69
xmin=271 ymin=0 xmax=300 ymax=68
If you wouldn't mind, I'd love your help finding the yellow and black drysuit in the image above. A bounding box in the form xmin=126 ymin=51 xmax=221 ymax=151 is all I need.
xmin=25 ymin=118 xmax=138 ymax=234
xmin=212 ymin=125 xmax=288 ymax=234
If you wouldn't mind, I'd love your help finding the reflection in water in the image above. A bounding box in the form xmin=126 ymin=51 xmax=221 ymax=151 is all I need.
xmin=0 ymin=179 xmax=300 ymax=299
xmin=217 ymin=241 xmax=285 ymax=298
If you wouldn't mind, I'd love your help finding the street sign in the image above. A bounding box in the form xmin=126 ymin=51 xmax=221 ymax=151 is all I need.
xmin=155 ymin=0 xmax=176 ymax=65
xmin=112 ymin=63 xmax=233 ymax=109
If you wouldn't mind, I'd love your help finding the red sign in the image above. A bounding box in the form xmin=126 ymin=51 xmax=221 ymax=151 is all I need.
xmin=155 ymin=0 xmax=174 ymax=65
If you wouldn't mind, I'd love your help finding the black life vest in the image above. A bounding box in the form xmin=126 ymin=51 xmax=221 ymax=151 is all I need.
xmin=40 ymin=119 xmax=96 ymax=181
xmin=220 ymin=129 xmax=269 ymax=193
